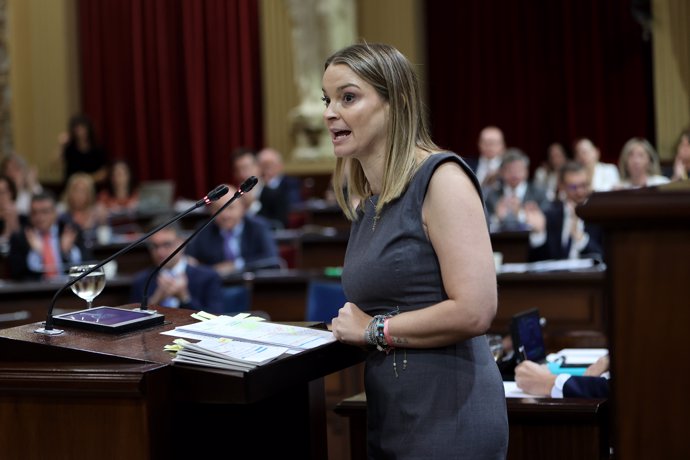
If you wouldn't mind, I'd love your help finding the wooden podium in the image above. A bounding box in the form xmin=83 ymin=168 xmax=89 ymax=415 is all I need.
xmin=0 ymin=308 xmax=364 ymax=460
xmin=578 ymin=184 xmax=690 ymax=459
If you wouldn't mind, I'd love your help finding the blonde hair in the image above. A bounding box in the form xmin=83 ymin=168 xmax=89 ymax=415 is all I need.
xmin=62 ymin=172 xmax=96 ymax=210
xmin=324 ymin=43 xmax=439 ymax=220
xmin=618 ymin=137 xmax=661 ymax=180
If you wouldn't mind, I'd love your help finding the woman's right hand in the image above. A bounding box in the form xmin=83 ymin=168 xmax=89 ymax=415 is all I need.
xmin=331 ymin=302 xmax=371 ymax=346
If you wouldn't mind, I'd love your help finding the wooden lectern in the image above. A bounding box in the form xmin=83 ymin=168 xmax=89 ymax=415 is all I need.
xmin=578 ymin=184 xmax=690 ymax=459
xmin=0 ymin=308 xmax=364 ymax=460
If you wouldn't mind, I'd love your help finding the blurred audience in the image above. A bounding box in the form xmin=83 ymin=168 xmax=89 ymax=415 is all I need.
xmin=256 ymin=147 xmax=301 ymax=229
xmin=484 ymin=148 xmax=549 ymax=231
xmin=532 ymin=143 xmax=568 ymax=201
xmin=573 ymin=138 xmax=619 ymax=192
xmin=231 ymin=147 xmax=262 ymax=216
xmin=0 ymin=175 xmax=25 ymax=256
xmin=0 ymin=152 xmax=43 ymax=216
xmin=185 ymin=184 xmax=281 ymax=276
xmin=8 ymin=190 xmax=86 ymax=280
xmin=130 ymin=219 xmax=224 ymax=312
xmin=57 ymin=114 xmax=108 ymax=187
xmin=526 ymin=161 xmax=603 ymax=262
xmin=669 ymin=128 xmax=690 ymax=181
xmin=58 ymin=173 xmax=108 ymax=247
xmin=466 ymin=126 xmax=506 ymax=191
xmin=98 ymin=159 xmax=140 ymax=215
xmin=616 ymin=137 xmax=670 ymax=189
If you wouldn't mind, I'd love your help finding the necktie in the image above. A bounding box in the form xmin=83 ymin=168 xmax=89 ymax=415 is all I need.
xmin=42 ymin=232 xmax=58 ymax=278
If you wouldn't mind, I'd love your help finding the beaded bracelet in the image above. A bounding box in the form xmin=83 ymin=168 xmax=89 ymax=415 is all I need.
xmin=383 ymin=318 xmax=393 ymax=347
xmin=364 ymin=312 xmax=397 ymax=353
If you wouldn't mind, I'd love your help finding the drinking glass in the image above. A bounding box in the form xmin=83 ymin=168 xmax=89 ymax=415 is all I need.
xmin=69 ymin=264 xmax=106 ymax=309
xmin=486 ymin=334 xmax=504 ymax=362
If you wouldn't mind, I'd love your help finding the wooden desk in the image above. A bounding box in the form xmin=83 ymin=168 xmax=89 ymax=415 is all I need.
xmin=0 ymin=270 xmax=324 ymax=329
xmin=335 ymin=392 xmax=610 ymax=460
xmin=0 ymin=277 xmax=135 ymax=329
xmin=89 ymin=226 xmax=349 ymax=275
xmin=491 ymin=230 xmax=530 ymax=263
xmin=492 ymin=268 xmax=606 ymax=346
xmin=0 ymin=309 xmax=365 ymax=459
xmin=578 ymin=186 xmax=690 ymax=459
xmin=0 ymin=268 xmax=605 ymax=341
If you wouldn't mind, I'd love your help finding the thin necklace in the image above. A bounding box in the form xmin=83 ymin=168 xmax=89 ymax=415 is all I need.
xmin=369 ymin=196 xmax=380 ymax=231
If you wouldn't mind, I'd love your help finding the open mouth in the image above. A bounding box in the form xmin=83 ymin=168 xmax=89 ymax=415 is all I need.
xmin=332 ymin=129 xmax=351 ymax=140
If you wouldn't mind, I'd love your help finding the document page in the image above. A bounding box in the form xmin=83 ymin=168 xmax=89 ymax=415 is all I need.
xmin=172 ymin=315 xmax=336 ymax=350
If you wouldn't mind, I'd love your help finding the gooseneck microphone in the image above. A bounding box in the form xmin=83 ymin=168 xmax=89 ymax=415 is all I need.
xmin=35 ymin=184 xmax=230 ymax=335
xmin=140 ymin=176 xmax=258 ymax=310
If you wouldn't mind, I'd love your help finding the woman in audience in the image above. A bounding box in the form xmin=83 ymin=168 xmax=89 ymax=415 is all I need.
xmin=58 ymin=114 xmax=108 ymax=187
xmin=616 ymin=137 xmax=670 ymax=189
xmin=98 ymin=159 xmax=139 ymax=215
xmin=532 ymin=142 xmax=568 ymax=201
xmin=573 ymin=137 xmax=620 ymax=191
xmin=0 ymin=152 xmax=43 ymax=215
xmin=670 ymin=128 xmax=690 ymax=181
xmin=58 ymin=173 xmax=108 ymax=246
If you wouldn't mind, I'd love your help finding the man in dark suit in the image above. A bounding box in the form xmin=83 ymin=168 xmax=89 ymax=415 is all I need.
xmin=185 ymin=184 xmax=281 ymax=276
xmin=526 ymin=161 xmax=603 ymax=262
xmin=130 ymin=220 xmax=224 ymax=312
xmin=256 ymin=147 xmax=302 ymax=229
xmin=484 ymin=148 xmax=550 ymax=231
xmin=464 ymin=125 xmax=506 ymax=192
xmin=514 ymin=355 xmax=610 ymax=398
xmin=8 ymin=190 xmax=87 ymax=280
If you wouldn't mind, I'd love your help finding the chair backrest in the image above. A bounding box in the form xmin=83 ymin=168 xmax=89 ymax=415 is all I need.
xmin=305 ymin=280 xmax=346 ymax=323
xmin=221 ymin=285 xmax=252 ymax=314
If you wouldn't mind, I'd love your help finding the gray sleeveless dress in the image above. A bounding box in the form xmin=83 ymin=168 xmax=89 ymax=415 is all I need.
xmin=342 ymin=152 xmax=509 ymax=459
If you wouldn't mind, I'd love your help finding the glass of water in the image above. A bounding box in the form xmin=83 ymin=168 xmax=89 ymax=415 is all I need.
xmin=69 ymin=264 xmax=106 ymax=309
xmin=486 ymin=334 xmax=504 ymax=362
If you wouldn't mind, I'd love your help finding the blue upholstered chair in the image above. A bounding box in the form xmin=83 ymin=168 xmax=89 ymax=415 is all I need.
xmin=220 ymin=285 xmax=251 ymax=314
xmin=305 ymin=280 xmax=346 ymax=323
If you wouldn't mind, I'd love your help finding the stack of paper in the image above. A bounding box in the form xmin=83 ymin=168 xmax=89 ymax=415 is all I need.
xmin=172 ymin=337 xmax=289 ymax=371
xmin=166 ymin=315 xmax=336 ymax=372
xmin=500 ymin=258 xmax=603 ymax=274
xmin=173 ymin=315 xmax=336 ymax=350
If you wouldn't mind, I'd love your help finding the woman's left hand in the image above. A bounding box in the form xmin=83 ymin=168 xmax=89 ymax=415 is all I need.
xmin=331 ymin=302 xmax=371 ymax=346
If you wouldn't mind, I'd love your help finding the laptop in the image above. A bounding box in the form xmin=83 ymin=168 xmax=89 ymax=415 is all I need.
xmin=136 ymin=180 xmax=175 ymax=214
xmin=510 ymin=308 xmax=547 ymax=365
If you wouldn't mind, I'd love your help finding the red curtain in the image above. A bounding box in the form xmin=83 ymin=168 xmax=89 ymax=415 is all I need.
xmin=425 ymin=0 xmax=653 ymax=166
xmin=78 ymin=0 xmax=262 ymax=199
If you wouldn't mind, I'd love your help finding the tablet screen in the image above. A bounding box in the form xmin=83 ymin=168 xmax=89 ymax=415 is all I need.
xmin=511 ymin=308 xmax=547 ymax=363
xmin=52 ymin=306 xmax=165 ymax=333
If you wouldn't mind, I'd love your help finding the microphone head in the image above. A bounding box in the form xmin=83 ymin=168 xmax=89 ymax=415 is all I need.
xmin=206 ymin=184 xmax=230 ymax=202
xmin=240 ymin=176 xmax=259 ymax=193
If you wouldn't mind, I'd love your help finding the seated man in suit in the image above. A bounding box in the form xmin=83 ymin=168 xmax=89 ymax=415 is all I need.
xmin=231 ymin=147 xmax=263 ymax=217
xmin=525 ymin=161 xmax=604 ymax=261
xmin=130 ymin=219 xmax=224 ymax=312
xmin=515 ymin=354 xmax=610 ymax=398
xmin=185 ymin=184 xmax=281 ymax=276
xmin=464 ymin=125 xmax=506 ymax=192
xmin=484 ymin=148 xmax=549 ymax=231
xmin=256 ymin=147 xmax=301 ymax=229
xmin=8 ymin=190 xmax=86 ymax=280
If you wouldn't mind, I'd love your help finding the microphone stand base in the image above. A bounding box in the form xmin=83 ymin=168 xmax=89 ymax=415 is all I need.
xmin=34 ymin=326 xmax=65 ymax=335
